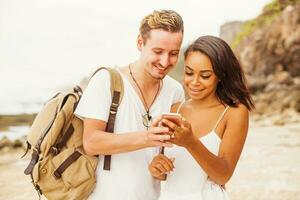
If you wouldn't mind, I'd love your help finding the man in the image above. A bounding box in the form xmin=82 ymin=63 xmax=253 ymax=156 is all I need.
xmin=75 ymin=9 xmax=184 ymax=200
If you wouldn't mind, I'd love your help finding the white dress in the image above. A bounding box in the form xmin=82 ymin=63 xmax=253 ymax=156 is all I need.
xmin=159 ymin=104 xmax=230 ymax=200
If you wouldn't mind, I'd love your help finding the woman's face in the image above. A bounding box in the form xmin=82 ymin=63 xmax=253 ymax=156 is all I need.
xmin=183 ymin=51 xmax=219 ymax=101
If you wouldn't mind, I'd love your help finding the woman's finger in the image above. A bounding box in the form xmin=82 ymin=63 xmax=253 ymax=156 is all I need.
xmin=149 ymin=165 xmax=162 ymax=177
xmin=160 ymin=156 xmax=175 ymax=170
xmin=155 ymin=162 xmax=168 ymax=174
xmin=161 ymin=119 xmax=177 ymax=130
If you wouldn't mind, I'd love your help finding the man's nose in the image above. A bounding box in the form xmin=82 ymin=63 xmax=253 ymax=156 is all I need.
xmin=159 ymin=54 xmax=170 ymax=67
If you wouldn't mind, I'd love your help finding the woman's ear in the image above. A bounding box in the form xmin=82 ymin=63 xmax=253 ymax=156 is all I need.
xmin=137 ymin=34 xmax=143 ymax=51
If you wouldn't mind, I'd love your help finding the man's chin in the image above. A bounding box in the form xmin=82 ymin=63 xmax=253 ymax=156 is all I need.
xmin=153 ymin=72 xmax=166 ymax=80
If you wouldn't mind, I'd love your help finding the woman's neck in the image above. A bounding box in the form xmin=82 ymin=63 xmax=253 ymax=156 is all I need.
xmin=188 ymin=95 xmax=222 ymax=109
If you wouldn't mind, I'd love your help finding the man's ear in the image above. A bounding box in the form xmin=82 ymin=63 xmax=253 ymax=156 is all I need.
xmin=137 ymin=34 xmax=144 ymax=51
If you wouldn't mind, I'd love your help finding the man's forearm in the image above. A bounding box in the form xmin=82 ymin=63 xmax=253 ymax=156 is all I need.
xmin=83 ymin=130 xmax=148 ymax=155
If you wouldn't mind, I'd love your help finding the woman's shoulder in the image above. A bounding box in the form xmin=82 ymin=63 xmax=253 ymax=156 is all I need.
xmin=228 ymin=103 xmax=248 ymax=113
xmin=226 ymin=103 xmax=249 ymax=121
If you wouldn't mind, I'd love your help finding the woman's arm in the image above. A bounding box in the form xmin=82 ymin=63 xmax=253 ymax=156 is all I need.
xmin=164 ymin=104 xmax=249 ymax=185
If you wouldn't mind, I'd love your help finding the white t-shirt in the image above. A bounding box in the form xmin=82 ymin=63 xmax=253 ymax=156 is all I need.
xmin=75 ymin=68 xmax=185 ymax=200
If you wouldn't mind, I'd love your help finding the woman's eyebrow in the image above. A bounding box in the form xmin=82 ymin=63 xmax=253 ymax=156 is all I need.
xmin=185 ymin=66 xmax=213 ymax=73
xmin=200 ymin=70 xmax=213 ymax=73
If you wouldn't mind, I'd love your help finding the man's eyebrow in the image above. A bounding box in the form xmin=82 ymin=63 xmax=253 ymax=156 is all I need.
xmin=185 ymin=66 xmax=193 ymax=71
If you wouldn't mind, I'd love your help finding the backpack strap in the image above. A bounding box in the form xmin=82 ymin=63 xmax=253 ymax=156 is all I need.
xmin=90 ymin=67 xmax=124 ymax=170
xmin=51 ymin=67 xmax=123 ymax=171
xmin=101 ymin=67 xmax=124 ymax=170
xmin=52 ymin=67 xmax=123 ymax=171
xmin=53 ymin=151 xmax=82 ymax=179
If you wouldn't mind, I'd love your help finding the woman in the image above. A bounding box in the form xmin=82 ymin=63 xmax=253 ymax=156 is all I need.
xmin=149 ymin=35 xmax=254 ymax=199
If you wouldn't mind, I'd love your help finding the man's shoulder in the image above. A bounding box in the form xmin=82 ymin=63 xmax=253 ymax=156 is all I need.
xmin=91 ymin=68 xmax=111 ymax=80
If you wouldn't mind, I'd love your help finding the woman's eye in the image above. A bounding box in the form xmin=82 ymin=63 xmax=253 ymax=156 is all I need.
xmin=201 ymin=76 xmax=210 ymax=79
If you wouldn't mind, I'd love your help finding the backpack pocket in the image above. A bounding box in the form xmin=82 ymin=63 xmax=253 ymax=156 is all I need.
xmin=51 ymin=148 xmax=97 ymax=188
xmin=35 ymin=148 xmax=98 ymax=200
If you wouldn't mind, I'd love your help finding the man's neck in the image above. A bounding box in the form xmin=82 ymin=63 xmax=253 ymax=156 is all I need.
xmin=130 ymin=61 xmax=160 ymax=89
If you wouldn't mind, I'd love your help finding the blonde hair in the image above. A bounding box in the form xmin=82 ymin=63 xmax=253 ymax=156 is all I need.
xmin=139 ymin=10 xmax=184 ymax=43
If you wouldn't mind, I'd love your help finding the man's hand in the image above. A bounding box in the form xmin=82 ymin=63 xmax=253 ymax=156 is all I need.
xmin=151 ymin=115 xmax=163 ymax=127
xmin=142 ymin=126 xmax=173 ymax=148
xmin=148 ymin=154 xmax=175 ymax=180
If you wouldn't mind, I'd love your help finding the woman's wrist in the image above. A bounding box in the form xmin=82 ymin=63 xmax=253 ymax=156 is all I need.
xmin=183 ymin=134 xmax=199 ymax=149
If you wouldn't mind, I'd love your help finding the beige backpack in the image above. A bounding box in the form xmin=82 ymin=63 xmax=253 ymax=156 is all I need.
xmin=23 ymin=67 xmax=124 ymax=200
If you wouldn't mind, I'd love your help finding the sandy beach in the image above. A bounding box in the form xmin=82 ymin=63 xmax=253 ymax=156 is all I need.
xmin=0 ymin=120 xmax=299 ymax=200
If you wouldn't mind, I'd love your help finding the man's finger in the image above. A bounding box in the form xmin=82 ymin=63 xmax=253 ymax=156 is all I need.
xmin=153 ymin=141 xmax=173 ymax=148
xmin=151 ymin=115 xmax=163 ymax=127
xmin=150 ymin=126 xmax=169 ymax=134
xmin=148 ymin=133 xmax=171 ymax=141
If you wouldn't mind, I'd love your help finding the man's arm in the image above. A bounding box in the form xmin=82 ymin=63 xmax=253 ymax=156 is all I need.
xmin=82 ymin=118 xmax=172 ymax=156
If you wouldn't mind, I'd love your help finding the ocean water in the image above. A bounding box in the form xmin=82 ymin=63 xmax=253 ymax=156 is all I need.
xmin=0 ymin=126 xmax=29 ymax=140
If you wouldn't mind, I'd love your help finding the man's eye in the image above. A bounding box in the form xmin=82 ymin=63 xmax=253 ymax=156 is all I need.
xmin=185 ymin=71 xmax=193 ymax=76
xmin=170 ymin=52 xmax=179 ymax=56
xmin=154 ymin=51 xmax=162 ymax=54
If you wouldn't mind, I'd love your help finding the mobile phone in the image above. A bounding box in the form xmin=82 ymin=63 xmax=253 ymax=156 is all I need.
xmin=161 ymin=112 xmax=182 ymax=126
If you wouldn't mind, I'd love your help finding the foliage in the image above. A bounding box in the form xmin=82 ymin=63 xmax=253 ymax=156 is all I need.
xmin=0 ymin=114 xmax=36 ymax=131
xmin=231 ymin=0 xmax=300 ymax=48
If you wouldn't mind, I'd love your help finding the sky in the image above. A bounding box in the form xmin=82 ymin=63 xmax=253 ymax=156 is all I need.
xmin=0 ymin=0 xmax=271 ymax=114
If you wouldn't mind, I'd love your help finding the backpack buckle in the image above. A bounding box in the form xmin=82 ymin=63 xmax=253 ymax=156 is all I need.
xmin=50 ymin=147 xmax=60 ymax=155
xmin=109 ymin=103 xmax=119 ymax=114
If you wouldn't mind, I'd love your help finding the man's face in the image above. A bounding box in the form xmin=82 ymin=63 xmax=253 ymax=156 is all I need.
xmin=138 ymin=29 xmax=183 ymax=79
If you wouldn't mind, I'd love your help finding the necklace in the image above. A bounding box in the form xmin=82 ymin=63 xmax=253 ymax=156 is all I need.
xmin=129 ymin=64 xmax=161 ymax=128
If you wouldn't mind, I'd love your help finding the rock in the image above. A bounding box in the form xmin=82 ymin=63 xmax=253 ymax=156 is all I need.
xmin=264 ymin=83 xmax=281 ymax=92
xmin=219 ymin=21 xmax=244 ymax=45
xmin=273 ymin=71 xmax=293 ymax=85
xmin=12 ymin=139 xmax=23 ymax=148
xmin=222 ymin=3 xmax=300 ymax=121
xmin=0 ymin=137 xmax=12 ymax=150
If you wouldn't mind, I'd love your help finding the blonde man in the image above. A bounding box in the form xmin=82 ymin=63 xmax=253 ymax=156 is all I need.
xmin=75 ymin=10 xmax=184 ymax=200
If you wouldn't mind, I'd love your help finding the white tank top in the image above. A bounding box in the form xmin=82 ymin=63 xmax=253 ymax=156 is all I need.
xmin=159 ymin=102 xmax=230 ymax=200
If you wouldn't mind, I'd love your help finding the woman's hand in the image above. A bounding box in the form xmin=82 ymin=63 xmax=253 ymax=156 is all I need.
xmin=162 ymin=118 xmax=197 ymax=148
xmin=148 ymin=154 xmax=175 ymax=180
